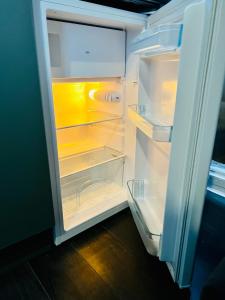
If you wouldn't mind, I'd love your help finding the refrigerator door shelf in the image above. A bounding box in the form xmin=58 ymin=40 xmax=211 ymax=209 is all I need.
xmin=128 ymin=105 xmax=172 ymax=142
xmin=127 ymin=180 xmax=161 ymax=256
xmin=131 ymin=24 xmax=183 ymax=57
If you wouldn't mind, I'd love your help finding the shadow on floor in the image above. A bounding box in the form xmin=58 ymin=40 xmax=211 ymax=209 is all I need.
xmin=0 ymin=209 xmax=190 ymax=300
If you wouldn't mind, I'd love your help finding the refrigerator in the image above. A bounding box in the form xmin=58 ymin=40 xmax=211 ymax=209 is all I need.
xmin=33 ymin=0 xmax=225 ymax=288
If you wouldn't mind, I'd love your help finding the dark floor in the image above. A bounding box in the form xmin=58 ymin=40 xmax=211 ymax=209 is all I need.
xmin=0 ymin=209 xmax=189 ymax=300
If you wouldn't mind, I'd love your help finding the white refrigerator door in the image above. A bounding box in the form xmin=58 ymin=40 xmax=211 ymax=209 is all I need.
xmin=126 ymin=0 xmax=225 ymax=288
xmin=159 ymin=0 xmax=225 ymax=288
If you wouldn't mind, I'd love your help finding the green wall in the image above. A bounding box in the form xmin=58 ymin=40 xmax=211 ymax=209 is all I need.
xmin=0 ymin=0 xmax=54 ymax=249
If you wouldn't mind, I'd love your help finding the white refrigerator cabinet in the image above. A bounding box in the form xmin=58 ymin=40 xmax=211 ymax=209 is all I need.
xmin=33 ymin=0 xmax=225 ymax=288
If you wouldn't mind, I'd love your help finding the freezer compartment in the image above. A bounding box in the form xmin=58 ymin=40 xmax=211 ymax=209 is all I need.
xmin=127 ymin=180 xmax=161 ymax=256
xmin=128 ymin=104 xmax=172 ymax=142
xmin=48 ymin=20 xmax=125 ymax=78
xmin=60 ymin=158 xmax=126 ymax=231
xmin=131 ymin=24 xmax=182 ymax=57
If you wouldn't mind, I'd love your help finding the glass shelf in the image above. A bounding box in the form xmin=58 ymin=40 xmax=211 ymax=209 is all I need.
xmin=56 ymin=111 xmax=122 ymax=130
xmin=57 ymin=138 xmax=103 ymax=160
xmin=128 ymin=105 xmax=172 ymax=142
xmin=59 ymin=146 xmax=125 ymax=178
xmin=52 ymin=77 xmax=121 ymax=83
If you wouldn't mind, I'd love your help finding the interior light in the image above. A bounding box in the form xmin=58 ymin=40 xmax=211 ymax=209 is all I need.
xmin=89 ymin=89 xmax=97 ymax=100
xmin=51 ymin=81 xmax=117 ymax=129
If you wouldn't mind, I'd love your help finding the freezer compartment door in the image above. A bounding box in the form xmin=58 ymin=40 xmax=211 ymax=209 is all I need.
xmin=47 ymin=20 xmax=125 ymax=79
xmin=159 ymin=0 xmax=225 ymax=288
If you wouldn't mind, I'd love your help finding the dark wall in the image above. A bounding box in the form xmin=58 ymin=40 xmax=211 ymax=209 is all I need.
xmin=83 ymin=0 xmax=170 ymax=13
xmin=0 ymin=0 xmax=54 ymax=249
xmin=191 ymin=191 xmax=225 ymax=299
xmin=212 ymin=92 xmax=225 ymax=163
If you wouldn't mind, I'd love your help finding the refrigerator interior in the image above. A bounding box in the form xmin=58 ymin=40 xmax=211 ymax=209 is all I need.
xmin=44 ymin=3 xmax=181 ymax=251
xmin=127 ymin=52 xmax=180 ymax=254
xmin=52 ymin=79 xmax=127 ymax=231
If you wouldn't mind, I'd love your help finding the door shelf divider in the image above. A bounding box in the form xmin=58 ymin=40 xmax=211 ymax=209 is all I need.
xmin=59 ymin=146 xmax=125 ymax=178
xmin=127 ymin=179 xmax=161 ymax=256
xmin=128 ymin=105 xmax=172 ymax=142
xmin=56 ymin=111 xmax=122 ymax=130
xmin=127 ymin=180 xmax=161 ymax=238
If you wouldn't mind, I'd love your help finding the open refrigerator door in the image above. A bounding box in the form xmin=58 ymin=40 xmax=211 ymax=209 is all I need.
xmin=126 ymin=0 xmax=225 ymax=287
xmin=126 ymin=16 xmax=181 ymax=258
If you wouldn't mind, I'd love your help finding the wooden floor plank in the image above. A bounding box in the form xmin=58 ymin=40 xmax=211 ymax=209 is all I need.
xmin=30 ymin=242 xmax=117 ymax=300
xmin=0 ymin=263 xmax=50 ymax=300
xmin=0 ymin=209 xmax=190 ymax=300
xmin=70 ymin=223 xmax=188 ymax=300
xmin=101 ymin=209 xmax=149 ymax=259
xmin=101 ymin=209 xmax=189 ymax=295
xmin=0 ymin=230 xmax=53 ymax=274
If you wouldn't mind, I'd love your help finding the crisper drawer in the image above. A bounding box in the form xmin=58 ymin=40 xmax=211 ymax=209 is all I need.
xmin=60 ymin=157 xmax=126 ymax=231
xmin=47 ymin=20 xmax=125 ymax=78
